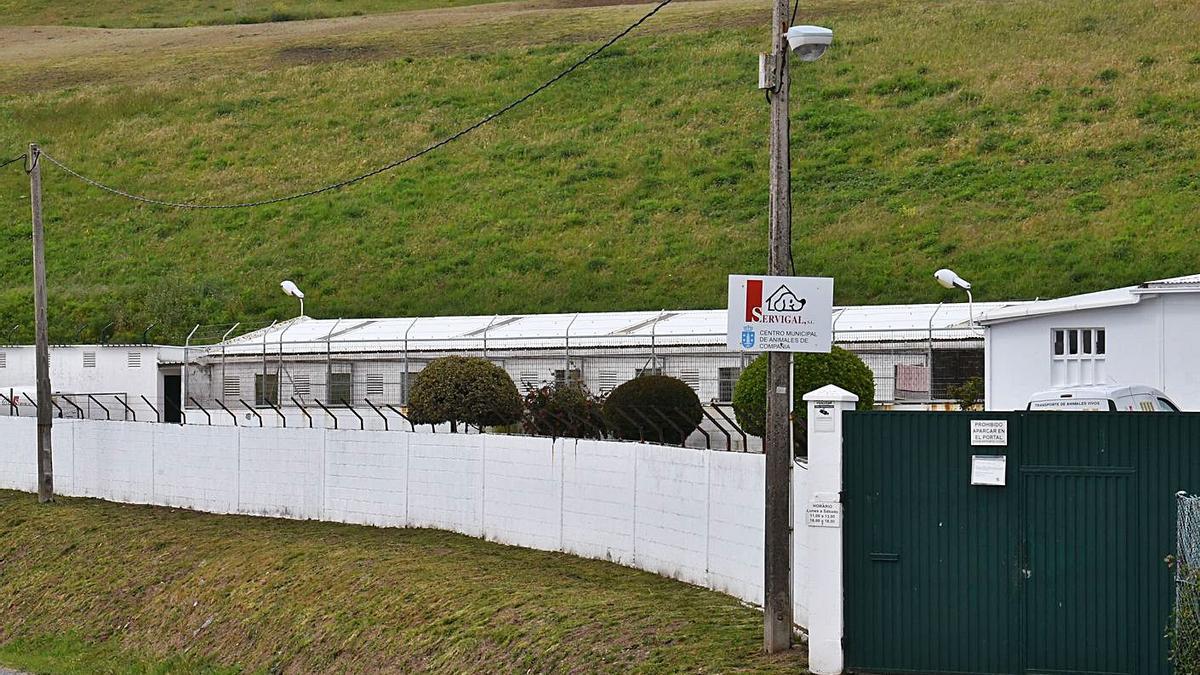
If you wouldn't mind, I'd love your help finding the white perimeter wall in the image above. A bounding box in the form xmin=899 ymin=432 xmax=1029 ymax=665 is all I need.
xmin=0 ymin=417 xmax=809 ymax=626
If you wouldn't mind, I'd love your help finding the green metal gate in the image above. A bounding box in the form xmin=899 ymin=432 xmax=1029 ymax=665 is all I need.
xmin=843 ymin=412 xmax=1200 ymax=675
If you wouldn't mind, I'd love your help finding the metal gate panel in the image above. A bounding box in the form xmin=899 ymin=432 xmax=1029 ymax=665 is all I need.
xmin=843 ymin=411 xmax=1200 ymax=675
xmin=844 ymin=412 xmax=1021 ymax=674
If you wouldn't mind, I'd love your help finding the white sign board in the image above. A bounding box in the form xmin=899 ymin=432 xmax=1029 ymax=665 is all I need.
xmin=1029 ymin=398 xmax=1109 ymax=411
xmin=806 ymin=501 xmax=842 ymax=528
xmin=727 ymin=275 xmax=833 ymax=353
xmin=970 ymin=419 xmax=1008 ymax=446
xmin=970 ymin=455 xmax=1007 ymax=486
xmin=812 ymin=402 xmax=835 ymax=432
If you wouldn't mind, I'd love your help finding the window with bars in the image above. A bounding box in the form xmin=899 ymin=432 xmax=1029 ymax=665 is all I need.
xmin=127 ymin=351 xmax=142 ymax=368
xmin=223 ymin=376 xmax=241 ymax=401
xmin=554 ymin=369 xmax=583 ymax=388
xmin=329 ymin=373 xmax=352 ymax=405
xmin=82 ymin=351 xmax=96 ymax=368
xmin=255 ymin=374 xmax=279 ymax=406
xmin=718 ymin=367 xmax=742 ymax=402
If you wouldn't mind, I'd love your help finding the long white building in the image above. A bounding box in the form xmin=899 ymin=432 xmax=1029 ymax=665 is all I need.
xmin=181 ymin=302 xmax=1005 ymax=423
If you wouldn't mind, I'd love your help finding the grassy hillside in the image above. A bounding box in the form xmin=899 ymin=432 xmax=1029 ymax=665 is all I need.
xmin=1 ymin=0 xmax=1199 ymax=343
xmin=0 ymin=490 xmax=805 ymax=673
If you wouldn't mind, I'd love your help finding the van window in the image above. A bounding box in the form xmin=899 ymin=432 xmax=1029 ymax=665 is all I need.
xmin=1156 ymin=397 xmax=1180 ymax=412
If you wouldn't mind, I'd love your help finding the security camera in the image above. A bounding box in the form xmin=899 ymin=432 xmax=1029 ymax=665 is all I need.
xmin=786 ymin=25 xmax=833 ymax=62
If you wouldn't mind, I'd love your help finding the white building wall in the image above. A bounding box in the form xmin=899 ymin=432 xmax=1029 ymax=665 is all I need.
xmin=986 ymin=294 xmax=1200 ymax=410
xmin=0 ymin=345 xmax=177 ymax=419
xmin=0 ymin=417 xmax=808 ymax=625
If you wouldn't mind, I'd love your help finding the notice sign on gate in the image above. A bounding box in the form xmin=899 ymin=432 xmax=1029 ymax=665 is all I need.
xmin=807 ymin=501 xmax=842 ymax=528
xmin=727 ymin=275 xmax=833 ymax=353
xmin=970 ymin=419 xmax=1008 ymax=446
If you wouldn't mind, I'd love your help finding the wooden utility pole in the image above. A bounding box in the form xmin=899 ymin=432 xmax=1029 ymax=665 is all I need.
xmin=29 ymin=143 xmax=54 ymax=503
xmin=763 ymin=0 xmax=793 ymax=653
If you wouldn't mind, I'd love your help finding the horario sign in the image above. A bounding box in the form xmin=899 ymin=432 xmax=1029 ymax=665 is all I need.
xmin=726 ymin=275 xmax=833 ymax=353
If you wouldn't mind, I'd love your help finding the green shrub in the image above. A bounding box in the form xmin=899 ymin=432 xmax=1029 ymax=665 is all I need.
xmin=407 ymin=356 xmax=522 ymax=431
xmin=521 ymin=383 xmax=606 ymax=439
xmin=602 ymin=375 xmax=702 ymax=446
xmin=1173 ymin=564 xmax=1200 ymax=674
xmin=731 ymin=348 xmax=875 ymax=446
xmin=949 ymin=376 xmax=985 ymax=410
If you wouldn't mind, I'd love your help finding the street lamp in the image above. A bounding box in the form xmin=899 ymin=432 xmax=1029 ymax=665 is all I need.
xmin=934 ymin=268 xmax=978 ymax=332
xmin=280 ymin=280 xmax=306 ymax=317
xmin=759 ymin=13 xmax=833 ymax=655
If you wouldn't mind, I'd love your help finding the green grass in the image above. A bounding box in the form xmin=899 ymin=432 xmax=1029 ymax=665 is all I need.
xmin=1 ymin=0 xmax=1199 ymax=343
xmin=0 ymin=489 xmax=806 ymax=673
xmin=0 ymin=0 xmax=510 ymax=28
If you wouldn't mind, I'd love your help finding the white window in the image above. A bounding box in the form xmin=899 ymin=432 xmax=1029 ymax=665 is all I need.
xmin=127 ymin=351 xmax=142 ymax=369
xmin=82 ymin=351 xmax=96 ymax=368
xmin=1051 ymin=328 xmax=1106 ymax=386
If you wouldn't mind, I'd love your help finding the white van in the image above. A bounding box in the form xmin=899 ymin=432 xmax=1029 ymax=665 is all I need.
xmin=1027 ymin=385 xmax=1180 ymax=412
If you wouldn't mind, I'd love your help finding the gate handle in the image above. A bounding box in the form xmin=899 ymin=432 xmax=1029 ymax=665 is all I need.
xmin=869 ymin=552 xmax=900 ymax=562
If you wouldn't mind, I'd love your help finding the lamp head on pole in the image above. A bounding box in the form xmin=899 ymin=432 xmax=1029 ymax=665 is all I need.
xmin=786 ymin=25 xmax=833 ymax=61
xmin=280 ymin=280 xmax=305 ymax=317
xmin=934 ymin=268 xmax=972 ymax=291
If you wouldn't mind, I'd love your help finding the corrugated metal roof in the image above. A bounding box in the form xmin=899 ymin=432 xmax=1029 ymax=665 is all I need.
xmin=980 ymin=273 xmax=1200 ymax=324
xmin=208 ymin=302 xmax=1015 ymax=356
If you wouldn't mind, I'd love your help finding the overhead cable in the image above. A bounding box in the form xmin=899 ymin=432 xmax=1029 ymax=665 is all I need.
xmin=40 ymin=0 xmax=676 ymax=210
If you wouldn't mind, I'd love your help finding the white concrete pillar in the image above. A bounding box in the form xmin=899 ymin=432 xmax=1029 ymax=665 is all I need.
xmin=802 ymin=384 xmax=858 ymax=675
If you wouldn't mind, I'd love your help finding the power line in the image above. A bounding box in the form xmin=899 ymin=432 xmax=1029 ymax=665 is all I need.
xmin=41 ymin=0 xmax=676 ymax=210
xmin=0 ymin=154 xmax=26 ymax=171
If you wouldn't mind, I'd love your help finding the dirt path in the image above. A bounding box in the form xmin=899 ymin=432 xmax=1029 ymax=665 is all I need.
xmin=0 ymin=0 xmax=752 ymax=68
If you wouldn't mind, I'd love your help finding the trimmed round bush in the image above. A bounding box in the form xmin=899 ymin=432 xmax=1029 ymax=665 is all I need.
xmin=407 ymin=356 xmax=522 ymax=430
xmin=602 ymin=375 xmax=702 ymax=446
xmin=522 ymin=383 xmax=606 ymax=439
xmin=732 ymin=347 xmax=875 ymax=441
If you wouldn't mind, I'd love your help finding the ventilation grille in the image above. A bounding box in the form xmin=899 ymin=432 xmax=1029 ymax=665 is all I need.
xmin=0 ymin=352 xmax=6 ymax=369
xmin=127 ymin=351 xmax=142 ymax=368
xmin=599 ymin=370 xmax=621 ymax=394
xmin=519 ymin=372 xmax=541 ymax=389
xmin=292 ymin=376 xmax=311 ymax=398
xmin=366 ymin=373 xmax=385 ymax=398
xmin=679 ymin=369 xmax=701 ymax=391
xmin=223 ymin=377 xmax=240 ymax=400
xmin=82 ymin=352 xmax=96 ymax=368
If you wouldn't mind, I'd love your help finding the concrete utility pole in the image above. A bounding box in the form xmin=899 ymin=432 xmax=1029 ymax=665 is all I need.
xmin=763 ymin=0 xmax=793 ymax=654
xmin=29 ymin=143 xmax=54 ymax=503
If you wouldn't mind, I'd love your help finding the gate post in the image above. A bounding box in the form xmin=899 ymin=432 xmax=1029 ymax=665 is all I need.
xmin=802 ymin=385 xmax=858 ymax=675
